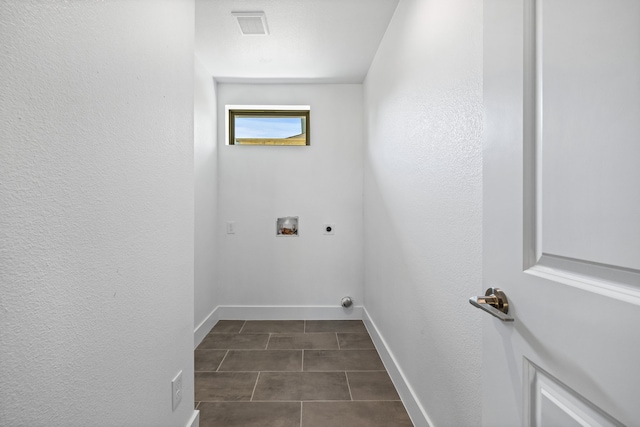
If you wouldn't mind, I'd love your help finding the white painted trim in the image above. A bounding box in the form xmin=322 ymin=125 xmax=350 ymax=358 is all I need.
xmin=527 ymin=264 xmax=640 ymax=307
xmin=363 ymin=308 xmax=433 ymax=427
xmin=194 ymin=307 xmax=220 ymax=349
xmin=214 ymin=305 xmax=364 ymax=320
xmin=186 ymin=410 xmax=199 ymax=427
xmin=523 ymin=358 xmax=623 ymax=427
xmin=194 ymin=305 xmax=364 ymax=348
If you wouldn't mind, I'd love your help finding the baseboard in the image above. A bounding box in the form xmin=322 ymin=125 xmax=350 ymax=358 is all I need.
xmin=214 ymin=305 xmax=364 ymax=321
xmin=194 ymin=305 xmax=364 ymax=348
xmin=194 ymin=307 xmax=219 ymax=349
xmin=186 ymin=409 xmax=199 ymax=427
xmin=363 ymin=308 xmax=433 ymax=427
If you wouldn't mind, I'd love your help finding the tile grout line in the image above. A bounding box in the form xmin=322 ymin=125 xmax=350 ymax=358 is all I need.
xmin=301 ymin=349 xmax=304 ymax=372
xmin=204 ymin=348 xmax=375 ymax=352
xmin=210 ymin=370 xmax=350 ymax=373
xmin=238 ymin=320 xmax=247 ymax=333
xmin=290 ymin=370 xmax=389 ymax=373
xmin=336 ymin=332 xmax=340 ymax=350
xmin=249 ymin=371 xmax=261 ymax=402
xmin=247 ymin=399 xmax=402 ymax=403
xmin=206 ymin=348 xmax=303 ymax=352
xmin=216 ymin=350 xmax=230 ymax=372
xmin=265 ymin=333 xmax=271 ymax=350
xmin=345 ymin=371 xmax=354 ymax=401
xmin=300 ymin=401 xmax=303 ymax=427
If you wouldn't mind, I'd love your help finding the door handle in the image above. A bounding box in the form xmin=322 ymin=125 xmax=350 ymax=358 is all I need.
xmin=469 ymin=287 xmax=514 ymax=322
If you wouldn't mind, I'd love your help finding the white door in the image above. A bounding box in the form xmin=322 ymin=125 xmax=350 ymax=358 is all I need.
xmin=481 ymin=0 xmax=640 ymax=425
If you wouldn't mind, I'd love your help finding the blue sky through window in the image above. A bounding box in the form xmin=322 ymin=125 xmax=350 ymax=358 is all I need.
xmin=235 ymin=117 xmax=303 ymax=139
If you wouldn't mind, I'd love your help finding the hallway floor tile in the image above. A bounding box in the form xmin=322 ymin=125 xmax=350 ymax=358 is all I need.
xmin=194 ymin=320 xmax=414 ymax=426
xmin=218 ymin=349 xmax=302 ymax=372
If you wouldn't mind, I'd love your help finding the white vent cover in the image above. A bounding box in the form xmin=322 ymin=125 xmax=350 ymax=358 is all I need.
xmin=232 ymin=12 xmax=269 ymax=36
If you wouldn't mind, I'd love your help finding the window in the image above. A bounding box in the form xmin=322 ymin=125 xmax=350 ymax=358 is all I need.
xmin=226 ymin=105 xmax=310 ymax=146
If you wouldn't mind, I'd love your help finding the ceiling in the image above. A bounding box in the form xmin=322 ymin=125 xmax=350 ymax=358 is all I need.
xmin=195 ymin=0 xmax=400 ymax=83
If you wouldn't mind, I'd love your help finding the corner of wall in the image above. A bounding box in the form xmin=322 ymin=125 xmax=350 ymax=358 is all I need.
xmin=194 ymin=56 xmax=219 ymax=333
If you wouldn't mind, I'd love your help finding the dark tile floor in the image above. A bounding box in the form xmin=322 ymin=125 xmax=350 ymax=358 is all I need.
xmin=195 ymin=320 xmax=414 ymax=427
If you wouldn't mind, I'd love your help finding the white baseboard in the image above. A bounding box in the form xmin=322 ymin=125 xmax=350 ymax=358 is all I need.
xmin=213 ymin=305 xmax=364 ymax=321
xmin=186 ymin=409 xmax=199 ymax=427
xmin=363 ymin=308 xmax=433 ymax=427
xmin=194 ymin=307 xmax=219 ymax=349
xmin=194 ymin=305 xmax=364 ymax=348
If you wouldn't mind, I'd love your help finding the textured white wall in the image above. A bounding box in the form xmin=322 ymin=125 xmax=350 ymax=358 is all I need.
xmin=0 ymin=2 xmax=195 ymax=426
xmin=216 ymin=84 xmax=363 ymax=308
xmin=363 ymin=1 xmax=483 ymax=426
xmin=194 ymin=56 xmax=218 ymax=330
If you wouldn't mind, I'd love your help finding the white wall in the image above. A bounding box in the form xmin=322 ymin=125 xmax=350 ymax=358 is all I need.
xmin=194 ymin=56 xmax=218 ymax=332
xmin=216 ymin=84 xmax=363 ymax=309
xmin=0 ymin=2 xmax=195 ymax=426
xmin=363 ymin=1 xmax=483 ymax=426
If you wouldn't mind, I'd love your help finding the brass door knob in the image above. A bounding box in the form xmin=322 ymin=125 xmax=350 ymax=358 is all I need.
xmin=469 ymin=287 xmax=514 ymax=322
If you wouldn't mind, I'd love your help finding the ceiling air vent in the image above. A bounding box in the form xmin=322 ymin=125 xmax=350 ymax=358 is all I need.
xmin=232 ymin=12 xmax=269 ymax=36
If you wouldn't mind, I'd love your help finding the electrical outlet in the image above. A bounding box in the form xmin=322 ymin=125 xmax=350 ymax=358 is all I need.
xmin=323 ymin=223 xmax=335 ymax=235
xmin=226 ymin=221 xmax=236 ymax=234
xmin=172 ymin=370 xmax=183 ymax=411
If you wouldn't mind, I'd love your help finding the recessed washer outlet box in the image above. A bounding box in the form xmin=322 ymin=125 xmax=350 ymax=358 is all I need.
xmin=277 ymin=216 xmax=299 ymax=236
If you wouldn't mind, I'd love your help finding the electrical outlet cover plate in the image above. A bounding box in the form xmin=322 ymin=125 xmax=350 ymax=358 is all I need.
xmin=172 ymin=370 xmax=183 ymax=411
xmin=226 ymin=221 xmax=236 ymax=234
xmin=323 ymin=223 xmax=335 ymax=235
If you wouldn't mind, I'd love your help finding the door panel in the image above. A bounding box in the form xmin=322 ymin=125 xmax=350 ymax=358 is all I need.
xmin=540 ymin=0 xmax=640 ymax=270
xmin=524 ymin=360 xmax=624 ymax=427
xmin=483 ymin=0 xmax=640 ymax=425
